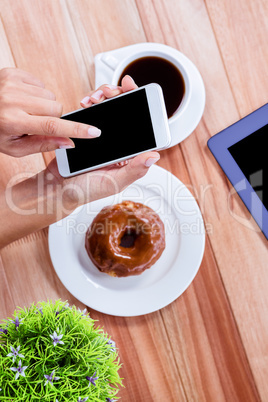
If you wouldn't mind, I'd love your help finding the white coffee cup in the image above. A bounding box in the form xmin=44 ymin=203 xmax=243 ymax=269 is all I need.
xmin=95 ymin=43 xmax=205 ymax=146
xmin=100 ymin=45 xmax=191 ymax=126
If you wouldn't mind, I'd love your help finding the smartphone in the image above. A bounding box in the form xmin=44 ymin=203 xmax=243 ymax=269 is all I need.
xmin=56 ymin=84 xmax=171 ymax=177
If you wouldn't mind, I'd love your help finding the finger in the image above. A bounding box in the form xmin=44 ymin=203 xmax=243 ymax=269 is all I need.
xmin=0 ymin=67 xmax=43 ymax=88
xmin=80 ymin=90 xmax=105 ymax=108
xmin=25 ymin=114 xmax=102 ymax=139
xmin=115 ymin=160 xmax=129 ymax=167
xmin=102 ymin=85 xmax=123 ymax=99
xmin=8 ymin=135 xmax=75 ymax=157
xmin=81 ymin=90 xmax=105 ymax=107
xmin=107 ymin=160 xmax=129 ymax=169
xmin=18 ymin=82 xmax=56 ymax=100
xmin=18 ymin=96 xmax=63 ymax=117
xmin=90 ymin=89 xmax=105 ymax=104
xmin=115 ymin=151 xmax=160 ymax=190
xmin=80 ymin=95 xmax=92 ymax=108
xmin=121 ymin=75 xmax=138 ymax=92
xmin=80 ymin=84 xmax=121 ymax=108
xmin=15 ymin=68 xmax=45 ymax=88
xmin=89 ymin=83 xmax=121 ymax=103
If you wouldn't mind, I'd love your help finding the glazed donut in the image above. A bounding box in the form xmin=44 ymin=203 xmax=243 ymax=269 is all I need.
xmin=85 ymin=201 xmax=165 ymax=277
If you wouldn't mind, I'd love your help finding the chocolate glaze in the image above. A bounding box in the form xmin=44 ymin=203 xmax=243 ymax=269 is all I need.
xmin=85 ymin=201 xmax=166 ymax=277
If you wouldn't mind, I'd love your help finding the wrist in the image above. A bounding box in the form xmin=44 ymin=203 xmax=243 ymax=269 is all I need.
xmin=0 ymin=165 xmax=79 ymax=249
xmin=42 ymin=169 xmax=80 ymax=219
xmin=6 ymin=170 xmax=77 ymax=224
xmin=44 ymin=159 xmax=85 ymax=213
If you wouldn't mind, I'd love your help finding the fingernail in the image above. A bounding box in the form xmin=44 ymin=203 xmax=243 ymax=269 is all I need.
xmin=126 ymin=75 xmax=136 ymax=85
xmin=88 ymin=127 xmax=101 ymax=137
xmin=144 ymin=156 xmax=160 ymax=167
xmin=81 ymin=95 xmax=91 ymax=105
xmin=59 ymin=144 xmax=75 ymax=149
xmin=105 ymin=84 xmax=118 ymax=90
xmin=91 ymin=89 xmax=104 ymax=100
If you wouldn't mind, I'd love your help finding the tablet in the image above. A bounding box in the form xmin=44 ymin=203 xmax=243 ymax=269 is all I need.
xmin=208 ymin=103 xmax=267 ymax=239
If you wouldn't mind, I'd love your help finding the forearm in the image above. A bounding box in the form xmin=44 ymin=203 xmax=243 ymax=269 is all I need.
xmin=0 ymin=170 xmax=76 ymax=249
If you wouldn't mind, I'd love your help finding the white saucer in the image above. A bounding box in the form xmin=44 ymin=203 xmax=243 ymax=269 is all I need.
xmin=95 ymin=43 xmax=206 ymax=147
xmin=48 ymin=165 xmax=205 ymax=316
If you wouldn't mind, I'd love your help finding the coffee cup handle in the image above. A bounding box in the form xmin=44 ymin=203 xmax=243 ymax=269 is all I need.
xmin=100 ymin=53 xmax=120 ymax=70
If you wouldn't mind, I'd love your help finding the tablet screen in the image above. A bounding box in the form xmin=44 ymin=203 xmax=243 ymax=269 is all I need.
xmin=208 ymin=102 xmax=268 ymax=238
xmin=228 ymin=124 xmax=267 ymax=210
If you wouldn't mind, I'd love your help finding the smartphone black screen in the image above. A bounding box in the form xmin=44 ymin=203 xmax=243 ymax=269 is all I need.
xmin=61 ymin=89 xmax=156 ymax=173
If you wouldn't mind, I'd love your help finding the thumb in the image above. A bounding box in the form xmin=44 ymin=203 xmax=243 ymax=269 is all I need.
xmin=121 ymin=75 xmax=138 ymax=92
xmin=116 ymin=151 xmax=160 ymax=191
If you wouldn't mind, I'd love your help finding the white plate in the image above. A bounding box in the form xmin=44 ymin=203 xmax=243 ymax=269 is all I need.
xmin=95 ymin=43 xmax=206 ymax=147
xmin=49 ymin=166 xmax=205 ymax=316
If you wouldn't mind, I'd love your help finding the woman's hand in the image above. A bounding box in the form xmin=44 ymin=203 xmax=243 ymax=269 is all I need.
xmin=46 ymin=149 xmax=160 ymax=214
xmin=0 ymin=68 xmax=101 ymax=157
xmin=46 ymin=75 xmax=160 ymax=212
xmin=0 ymin=75 xmax=160 ymax=248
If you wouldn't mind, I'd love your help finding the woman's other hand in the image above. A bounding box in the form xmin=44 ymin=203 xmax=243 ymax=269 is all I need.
xmin=0 ymin=67 xmax=101 ymax=157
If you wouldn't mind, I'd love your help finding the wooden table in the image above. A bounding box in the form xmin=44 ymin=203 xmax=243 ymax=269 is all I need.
xmin=0 ymin=1 xmax=267 ymax=400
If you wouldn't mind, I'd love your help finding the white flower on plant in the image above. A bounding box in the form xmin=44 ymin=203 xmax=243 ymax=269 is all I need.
xmin=7 ymin=345 xmax=24 ymax=363
xmin=77 ymin=308 xmax=87 ymax=316
xmin=50 ymin=331 xmax=64 ymax=347
xmin=78 ymin=398 xmax=88 ymax=402
xmin=107 ymin=339 xmax=116 ymax=352
xmin=10 ymin=360 xmax=28 ymax=380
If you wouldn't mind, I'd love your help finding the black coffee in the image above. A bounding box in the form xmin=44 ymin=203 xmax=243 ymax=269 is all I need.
xmin=118 ymin=56 xmax=185 ymax=118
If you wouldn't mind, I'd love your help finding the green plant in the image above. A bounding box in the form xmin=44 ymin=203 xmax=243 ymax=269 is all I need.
xmin=0 ymin=300 xmax=122 ymax=401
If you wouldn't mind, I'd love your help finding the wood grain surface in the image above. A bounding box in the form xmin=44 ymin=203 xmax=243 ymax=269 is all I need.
xmin=0 ymin=1 xmax=267 ymax=401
